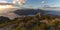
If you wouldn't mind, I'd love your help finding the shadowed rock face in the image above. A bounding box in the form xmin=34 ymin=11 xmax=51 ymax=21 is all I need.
xmin=0 ymin=28 xmax=6 ymax=30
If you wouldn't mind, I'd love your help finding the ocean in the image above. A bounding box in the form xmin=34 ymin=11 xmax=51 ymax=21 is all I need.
xmin=44 ymin=10 xmax=60 ymax=16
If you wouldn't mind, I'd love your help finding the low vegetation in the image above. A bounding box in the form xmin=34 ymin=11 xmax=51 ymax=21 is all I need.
xmin=0 ymin=13 xmax=60 ymax=30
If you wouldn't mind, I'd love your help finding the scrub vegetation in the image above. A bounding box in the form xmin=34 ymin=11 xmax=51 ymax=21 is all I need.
xmin=0 ymin=13 xmax=60 ymax=30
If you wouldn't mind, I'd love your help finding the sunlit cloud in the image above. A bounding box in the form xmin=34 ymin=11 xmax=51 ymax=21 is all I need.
xmin=0 ymin=0 xmax=26 ymax=13
xmin=18 ymin=0 xmax=25 ymax=5
xmin=13 ymin=0 xmax=25 ymax=5
xmin=0 ymin=0 xmax=19 ymax=13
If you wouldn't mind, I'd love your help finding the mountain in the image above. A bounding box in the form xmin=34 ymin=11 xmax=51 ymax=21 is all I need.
xmin=14 ymin=9 xmax=45 ymax=16
xmin=14 ymin=9 xmax=60 ymax=16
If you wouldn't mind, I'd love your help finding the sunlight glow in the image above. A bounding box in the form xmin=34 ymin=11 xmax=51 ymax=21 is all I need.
xmin=0 ymin=5 xmax=19 ymax=13
xmin=0 ymin=5 xmax=18 ymax=10
xmin=0 ymin=5 xmax=14 ymax=8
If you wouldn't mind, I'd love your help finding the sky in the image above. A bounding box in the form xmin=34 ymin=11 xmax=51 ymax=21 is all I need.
xmin=0 ymin=0 xmax=60 ymax=19
xmin=0 ymin=0 xmax=60 ymax=8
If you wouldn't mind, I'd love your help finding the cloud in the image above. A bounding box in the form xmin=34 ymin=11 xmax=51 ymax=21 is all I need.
xmin=18 ymin=0 xmax=25 ymax=5
xmin=0 ymin=0 xmax=8 ymax=3
xmin=13 ymin=0 xmax=25 ymax=5
xmin=41 ymin=1 xmax=45 ymax=4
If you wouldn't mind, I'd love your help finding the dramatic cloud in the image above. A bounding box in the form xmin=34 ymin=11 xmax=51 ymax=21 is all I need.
xmin=18 ymin=0 xmax=25 ymax=5
xmin=0 ymin=0 xmax=20 ymax=19
xmin=13 ymin=0 xmax=25 ymax=5
xmin=0 ymin=0 xmax=26 ymax=5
